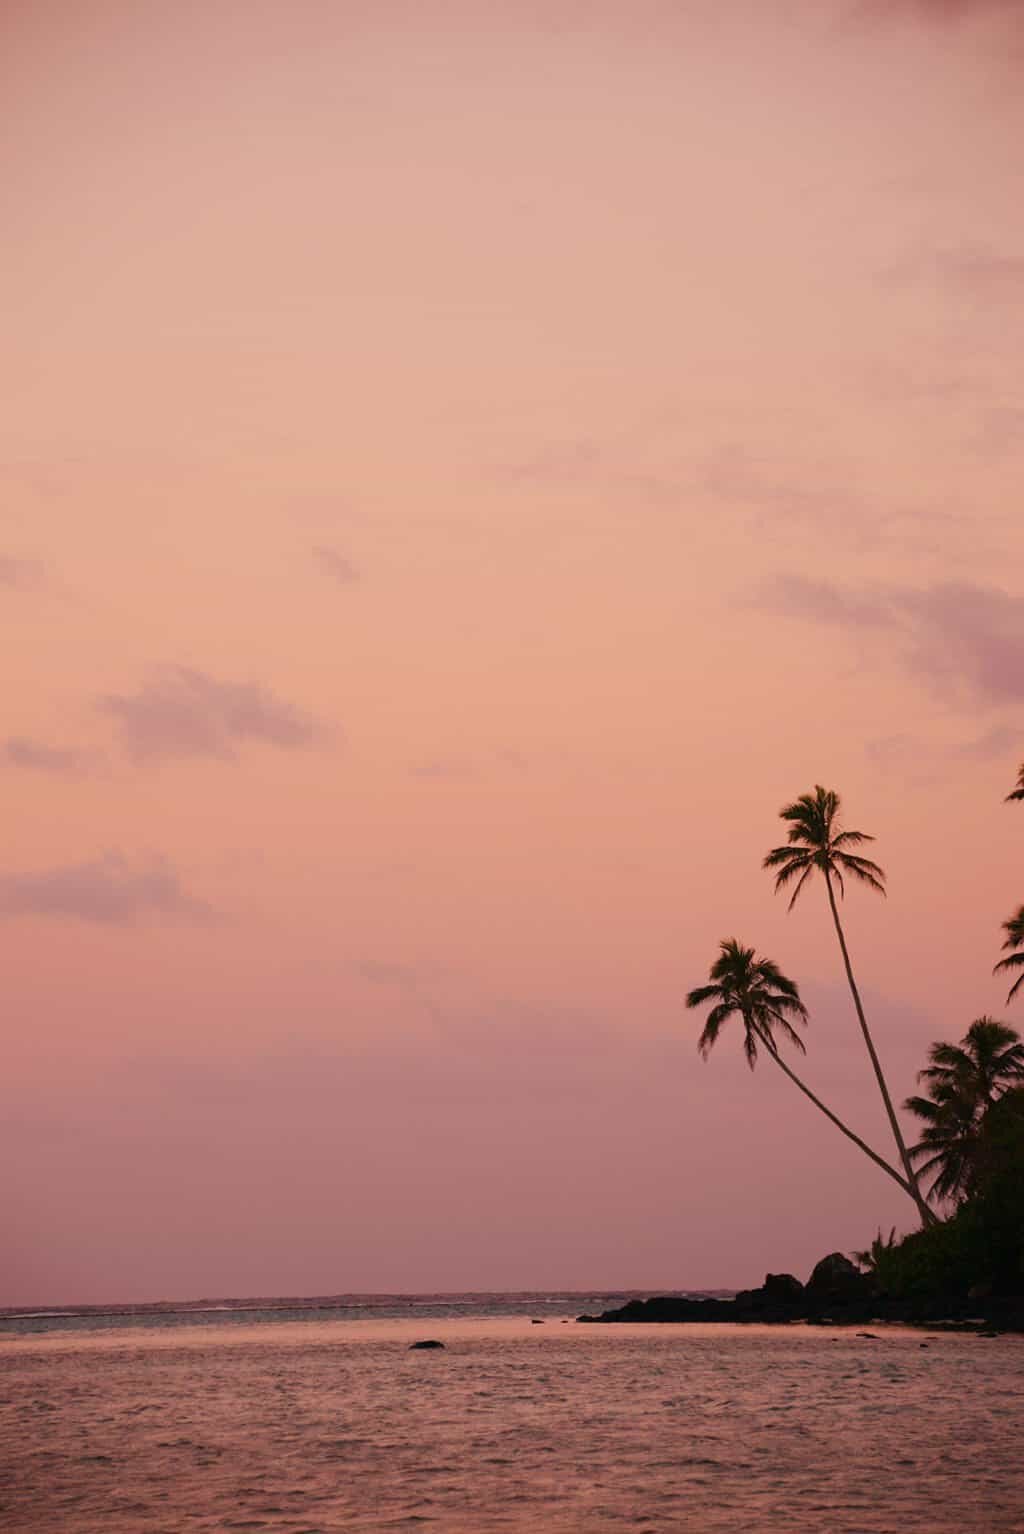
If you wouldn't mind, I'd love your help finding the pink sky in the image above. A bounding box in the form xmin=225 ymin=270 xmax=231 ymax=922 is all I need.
xmin=3 ymin=0 xmax=1023 ymax=1305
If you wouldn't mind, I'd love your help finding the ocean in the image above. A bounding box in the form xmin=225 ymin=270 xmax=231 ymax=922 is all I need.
xmin=2 ymin=1293 xmax=1022 ymax=1532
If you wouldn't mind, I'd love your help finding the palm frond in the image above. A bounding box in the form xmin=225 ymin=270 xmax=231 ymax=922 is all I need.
xmin=995 ymin=912 xmax=1024 ymax=1003
xmin=785 ymin=861 xmax=817 ymax=911
xmin=763 ymin=1006 xmax=807 ymax=1053
xmin=1006 ymin=762 xmax=1024 ymax=802
xmin=697 ymin=1002 xmax=735 ymax=1059
xmin=1000 ymin=906 xmax=1024 ymax=951
xmin=834 ymin=851 xmax=887 ymax=896
xmin=685 ymin=983 xmax=724 ymax=1010
xmin=994 ymin=951 xmax=1024 ymax=1003
xmin=762 ymin=846 xmax=810 ymax=874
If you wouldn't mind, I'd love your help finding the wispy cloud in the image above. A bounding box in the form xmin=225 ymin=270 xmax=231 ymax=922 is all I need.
xmin=755 ymin=574 xmax=897 ymax=629
xmin=946 ymin=722 xmax=1023 ymax=760
xmin=408 ymin=749 xmax=527 ymax=782
xmin=4 ymin=738 xmax=88 ymax=776
xmin=97 ymin=667 xmax=323 ymax=763
xmin=756 ymin=576 xmax=1024 ymax=706
xmin=0 ymin=556 xmax=45 ymax=591
xmin=495 ymin=438 xmax=602 ymax=487
xmin=0 ymin=853 xmax=213 ymax=925
xmin=313 ymin=545 xmax=360 ymax=586
xmin=867 ymin=722 xmax=1021 ymax=773
xmin=856 ymin=0 xmax=1024 ymax=21
xmin=882 ymin=244 xmax=1024 ymax=298
xmin=408 ymin=757 xmax=477 ymax=781
xmin=356 ymin=960 xmax=423 ymax=987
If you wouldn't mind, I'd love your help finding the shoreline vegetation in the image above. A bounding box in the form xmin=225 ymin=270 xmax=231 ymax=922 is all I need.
xmin=656 ymin=772 xmax=1024 ymax=1334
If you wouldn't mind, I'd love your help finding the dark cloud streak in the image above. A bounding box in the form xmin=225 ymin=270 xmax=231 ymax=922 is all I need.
xmin=0 ymin=556 xmax=45 ymax=591
xmin=98 ymin=667 xmax=323 ymax=763
xmin=5 ymin=738 xmax=87 ymax=775
xmin=756 ymin=575 xmax=1024 ymax=707
xmin=0 ymin=853 xmax=214 ymax=925
xmin=313 ymin=546 xmax=360 ymax=586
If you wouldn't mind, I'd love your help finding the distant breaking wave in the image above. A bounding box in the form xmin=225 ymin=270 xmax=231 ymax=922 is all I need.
xmin=0 ymin=1290 xmax=733 ymax=1336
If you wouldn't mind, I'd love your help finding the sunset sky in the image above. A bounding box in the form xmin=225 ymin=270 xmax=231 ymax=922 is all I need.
xmin=4 ymin=0 xmax=1023 ymax=1306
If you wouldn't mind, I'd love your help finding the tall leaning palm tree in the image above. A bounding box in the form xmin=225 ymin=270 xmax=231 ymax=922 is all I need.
xmin=763 ymin=786 xmax=935 ymax=1227
xmin=686 ymin=939 xmax=919 ymax=1203
xmin=1006 ymin=762 xmax=1024 ymax=803
xmin=995 ymin=906 xmax=1024 ymax=1004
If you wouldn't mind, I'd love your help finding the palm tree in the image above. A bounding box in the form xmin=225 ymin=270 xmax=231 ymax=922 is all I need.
xmin=685 ymin=939 xmax=919 ymax=1202
xmin=994 ymin=906 xmax=1024 ymax=1004
xmin=1006 ymin=762 xmax=1024 ymax=803
xmin=852 ymin=1227 xmax=898 ymax=1288
xmin=917 ymin=1017 xmax=1024 ymax=1107
xmin=763 ymin=785 xmax=935 ymax=1227
xmin=903 ymin=1083 xmax=978 ymax=1204
xmin=904 ymin=1019 xmax=1024 ymax=1204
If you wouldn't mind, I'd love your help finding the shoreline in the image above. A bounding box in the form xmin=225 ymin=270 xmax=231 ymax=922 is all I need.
xmin=578 ymin=1257 xmax=1024 ymax=1334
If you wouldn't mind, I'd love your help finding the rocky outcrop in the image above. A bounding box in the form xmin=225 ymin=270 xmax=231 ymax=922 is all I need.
xmin=576 ymin=1256 xmax=1024 ymax=1330
xmin=806 ymin=1252 xmax=869 ymax=1308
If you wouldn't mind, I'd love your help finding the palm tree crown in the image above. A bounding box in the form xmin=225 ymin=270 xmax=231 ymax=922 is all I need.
xmin=916 ymin=1017 xmax=1024 ymax=1106
xmin=995 ymin=906 xmax=1024 ymax=1004
xmin=685 ymin=939 xmax=807 ymax=1067
xmin=904 ymin=1018 xmax=1024 ymax=1203
xmin=1006 ymin=762 xmax=1024 ymax=803
xmin=763 ymin=785 xmax=886 ymax=908
xmin=903 ymin=1084 xmax=979 ymax=1204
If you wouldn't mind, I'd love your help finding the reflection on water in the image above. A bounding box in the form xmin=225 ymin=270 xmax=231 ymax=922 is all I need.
xmin=1 ymin=1316 xmax=1022 ymax=1532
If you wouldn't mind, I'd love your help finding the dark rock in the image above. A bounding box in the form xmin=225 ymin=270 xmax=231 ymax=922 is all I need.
xmin=576 ymin=1268 xmax=1024 ymax=1333
xmin=578 ymin=1295 xmax=737 ymax=1324
xmin=530 ymin=1319 xmax=544 ymax=1325
xmin=856 ymin=1332 xmax=880 ymax=1340
xmin=763 ymin=1273 xmax=804 ymax=1304
xmin=806 ymin=1252 xmax=870 ymax=1307
xmin=408 ymin=1340 xmax=445 ymax=1350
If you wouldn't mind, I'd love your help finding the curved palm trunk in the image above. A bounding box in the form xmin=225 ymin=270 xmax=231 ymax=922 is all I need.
xmin=749 ymin=1023 xmax=918 ymax=1201
xmin=823 ymin=871 xmax=936 ymax=1228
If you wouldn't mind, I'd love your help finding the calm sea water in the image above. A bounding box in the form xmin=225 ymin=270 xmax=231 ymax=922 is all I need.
xmin=2 ymin=1296 xmax=1022 ymax=1533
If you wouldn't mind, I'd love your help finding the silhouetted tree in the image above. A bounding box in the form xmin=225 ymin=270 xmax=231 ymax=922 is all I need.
xmin=686 ymin=939 xmax=918 ymax=1202
xmin=1006 ymin=762 xmax=1024 ymax=803
xmin=852 ymin=1227 xmax=898 ymax=1288
xmin=995 ymin=907 xmax=1024 ymax=1005
xmin=905 ymin=1019 xmax=1024 ymax=1204
xmin=763 ymin=785 xmax=934 ymax=1226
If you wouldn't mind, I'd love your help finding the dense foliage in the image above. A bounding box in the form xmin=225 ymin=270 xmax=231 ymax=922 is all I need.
xmin=857 ymin=1088 xmax=1024 ymax=1303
